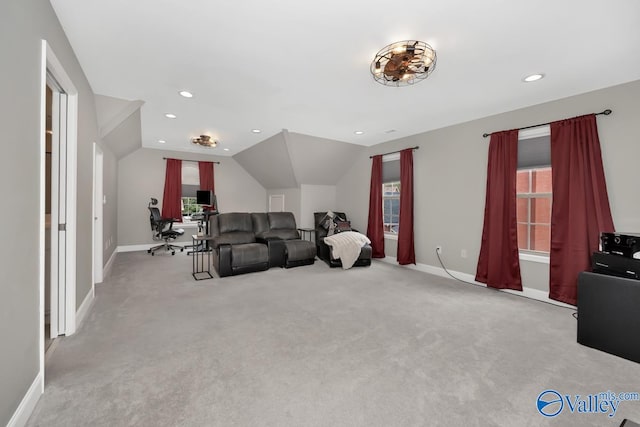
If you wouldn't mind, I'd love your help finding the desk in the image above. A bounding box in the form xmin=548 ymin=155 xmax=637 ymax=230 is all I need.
xmin=191 ymin=235 xmax=213 ymax=280
xmin=297 ymin=228 xmax=314 ymax=242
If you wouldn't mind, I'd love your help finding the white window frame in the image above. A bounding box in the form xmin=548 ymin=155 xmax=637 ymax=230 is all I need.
xmin=382 ymin=152 xmax=401 ymax=240
xmin=517 ymin=126 xmax=551 ymax=264
xmin=382 ymin=181 xmax=401 ymax=239
xmin=516 ymin=168 xmax=552 ymax=255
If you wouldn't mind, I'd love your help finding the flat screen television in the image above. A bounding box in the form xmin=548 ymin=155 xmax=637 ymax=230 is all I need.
xmin=196 ymin=190 xmax=214 ymax=206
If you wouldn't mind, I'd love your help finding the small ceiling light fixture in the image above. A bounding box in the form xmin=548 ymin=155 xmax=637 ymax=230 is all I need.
xmin=179 ymin=91 xmax=193 ymax=98
xmin=354 ymin=131 xmax=364 ymax=135
xmin=251 ymin=129 xmax=262 ymax=133
xmin=523 ymin=73 xmax=545 ymax=82
xmin=158 ymin=139 xmax=166 ymax=144
xmin=371 ymin=40 xmax=436 ymax=87
xmin=223 ymin=148 xmax=230 ymax=151
xmin=165 ymin=113 xmax=177 ymax=119
xmin=191 ymin=135 xmax=217 ymax=148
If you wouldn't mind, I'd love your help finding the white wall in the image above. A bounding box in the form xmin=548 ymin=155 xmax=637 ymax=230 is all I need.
xmin=300 ymin=184 xmax=337 ymax=228
xmin=267 ymin=188 xmax=301 ymax=224
xmin=0 ymin=0 xmax=104 ymax=423
xmin=117 ymin=148 xmax=266 ymax=247
xmin=337 ymin=79 xmax=640 ymax=293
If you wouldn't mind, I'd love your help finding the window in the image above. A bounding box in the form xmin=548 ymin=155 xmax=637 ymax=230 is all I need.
xmin=179 ymin=163 xmax=202 ymax=223
xmin=383 ymin=181 xmax=401 ymax=235
xmin=181 ymin=196 xmax=203 ymax=221
xmin=516 ymin=127 xmax=552 ymax=255
xmin=516 ymin=167 xmax=552 ymax=253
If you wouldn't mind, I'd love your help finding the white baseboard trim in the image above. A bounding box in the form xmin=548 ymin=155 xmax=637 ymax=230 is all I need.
xmin=117 ymin=242 xmax=189 ymax=253
xmin=378 ymin=256 xmax=574 ymax=309
xmin=103 ymin=249 xmax=117 ymax=279
xmin=117 ymin=243 xmax=154 ymax=253
xmin=75 ymin=286 xmax=95 ymax=330
xmin=7 ymin=372 xmax=43 ymax=427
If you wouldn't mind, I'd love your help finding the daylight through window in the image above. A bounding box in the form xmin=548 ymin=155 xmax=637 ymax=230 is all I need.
xmin=516 ymin=167 xmax=552 ymax=253
xmin=383 ymin=181 xmax=400 ymax=234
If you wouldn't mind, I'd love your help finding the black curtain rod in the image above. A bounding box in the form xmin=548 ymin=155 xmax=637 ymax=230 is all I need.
xmin=482 ymin=109 xmax=612 ymax=138
xmin=369 ymin=146 xmax=419 ymax=159
xmin=163 ymin=157 xmax=220 ymax=164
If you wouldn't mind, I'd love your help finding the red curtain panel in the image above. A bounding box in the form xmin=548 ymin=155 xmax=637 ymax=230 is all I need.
xmin=198 ymin=161 xmax=215 ymax=193
xmin=161 ymin=158 xmax=182 ymax=220
xmin=367 ymin=155 xmax=385 ymax=258
xmin=549 ymin=114 xmax=615 ymax=305
xmin=475 ymin=130 xmax=523 ymax=290
xmin=397 ymin=148 xmax=415 ymax=265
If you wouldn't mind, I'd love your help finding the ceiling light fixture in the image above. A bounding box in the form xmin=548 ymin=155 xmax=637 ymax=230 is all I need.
xmin=223 ymin=148 xmax=230 ymax=151
xmin=251 ymin=129 xmax=261 ymax=133
xmin=191 ymin=135 xmax=217 ymax=148
xmin=371 ymin=40 xmax=436 ymax=87
xmin=354 ymin=131 xmax=364 ymax=135
xmin=523 ymin=73 xmax=545 ymax=82
xmin=158 ymin=139 xmax=166 ymax=144
xmin=165 ymin=113 xmax=177 ymax=119
xmin=179 ymin=91 xmax=193 ymax=98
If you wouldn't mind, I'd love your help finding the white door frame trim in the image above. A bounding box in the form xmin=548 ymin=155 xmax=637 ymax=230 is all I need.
xmin=93 ymin=142 xmax=104 ymax=285
xmin=39 ymin=39 xmax=79 ymax=388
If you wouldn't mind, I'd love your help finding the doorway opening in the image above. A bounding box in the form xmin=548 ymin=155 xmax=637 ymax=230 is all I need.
xmin=40 ymin=40 xmax=79 ymax=382
xmin=93 ymin=143 xmax=104 ymax=284
xmin=44 ymin=84 xmax=55 ymax=354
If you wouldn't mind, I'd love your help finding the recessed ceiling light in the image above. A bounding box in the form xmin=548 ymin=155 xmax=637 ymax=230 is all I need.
xmin=158 ymin=139 xmax=166 ymax=144
xmin=523 ymin=73 xmax=545 ymax=82
xmin=354 ymin=131 xmax=364 ymax=135
xmin=179 ymin=91 xmax=193 ymax=98
xmin=165 ymin=113 xmax=177 ymax=119
xmin=223 ymin=148 xmax=230 ymax=151
xmin=251 ymin=129 xmax=261 ymax=133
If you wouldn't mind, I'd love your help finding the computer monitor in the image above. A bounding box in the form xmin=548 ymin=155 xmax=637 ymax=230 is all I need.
xmin=196 ymin=190 xmax=213 ymax=206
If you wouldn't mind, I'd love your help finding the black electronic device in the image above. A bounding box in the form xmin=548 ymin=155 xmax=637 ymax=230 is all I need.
xmin=196 ymin=190 xmax=214 ymax=206
xmin=592 ymin=251 xmax=640 ymax=280
xmin=600 ymin=232 xmax=640 ymax=259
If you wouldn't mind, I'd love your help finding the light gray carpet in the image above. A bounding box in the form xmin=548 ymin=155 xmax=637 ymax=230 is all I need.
xmin=27 ymin=252 xmax=640 ymax=427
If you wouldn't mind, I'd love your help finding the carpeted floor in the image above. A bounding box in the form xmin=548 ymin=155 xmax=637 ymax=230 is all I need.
xmin=27 ymin=251 xmax=640 ymax=426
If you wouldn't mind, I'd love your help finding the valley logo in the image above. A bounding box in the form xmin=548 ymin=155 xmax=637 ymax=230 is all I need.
xmin=537 ymin=389 xmax=640 ymax=418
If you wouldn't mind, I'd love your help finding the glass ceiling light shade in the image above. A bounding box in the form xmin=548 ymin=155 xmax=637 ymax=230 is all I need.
xmin=371 ymin=40 xmax=437 ymax=87
xmin=191 ymin=135 xmax=217 ymax=148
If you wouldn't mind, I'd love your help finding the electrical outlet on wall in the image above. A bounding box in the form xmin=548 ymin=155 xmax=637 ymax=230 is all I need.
xmin=436 ymin=246 xmax=442 ymax=254
xmin=461 ymin=249 xmax=467 ymax=258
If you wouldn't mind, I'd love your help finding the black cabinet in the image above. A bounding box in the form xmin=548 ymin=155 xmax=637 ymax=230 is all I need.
xmin=577 ymin=271 xmax=640 ymax=363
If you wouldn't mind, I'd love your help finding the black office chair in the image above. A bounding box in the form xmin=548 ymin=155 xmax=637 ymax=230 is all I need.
xmin=147 ymin=198 xmax=185 ymax=256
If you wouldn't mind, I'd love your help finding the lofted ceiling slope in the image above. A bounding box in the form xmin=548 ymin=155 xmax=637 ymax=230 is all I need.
xmin=233 ymin=130 xmax=364 ymax=189
xmin=95 ymin=94 xmax=145 ymax=158
xmin=232 ymin=131 xmax=298 ymax=189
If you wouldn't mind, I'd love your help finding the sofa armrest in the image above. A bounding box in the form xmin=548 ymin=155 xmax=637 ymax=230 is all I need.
xmin=257 ymin=237 xmax=286 ymax=268
xmin=217 ymin=244 xmax=233 ymax=277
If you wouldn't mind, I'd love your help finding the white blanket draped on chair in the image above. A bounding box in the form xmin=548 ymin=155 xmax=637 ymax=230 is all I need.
xmin=323 ymin=231 xmax=371 ymax=269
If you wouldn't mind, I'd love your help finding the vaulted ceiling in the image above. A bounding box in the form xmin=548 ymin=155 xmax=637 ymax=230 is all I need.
xmin=52 ymin=0 xmax=640 ymax=157
xmin=233 ymin=130 xmax=364 ymax=189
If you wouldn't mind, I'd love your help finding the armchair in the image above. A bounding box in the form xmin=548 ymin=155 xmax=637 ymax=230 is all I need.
xmin=252 ymin=212 xmax=315 ymax=268
xmin=314 ymin=211 xmax=372 ymax=268
xmin=208 ymin=213 xmax=269 ymax=277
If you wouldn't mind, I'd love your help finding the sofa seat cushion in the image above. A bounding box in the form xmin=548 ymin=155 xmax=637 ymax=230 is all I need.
xmin=284 ymin=240 xmax=316 ymax=262
xmin=211 ymin=232 xmax=255 ymax=248
xmin=257 ymin=229 xmax=300 ymax=240
xmin=231 ymin=243 xmax=269 ymax=268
